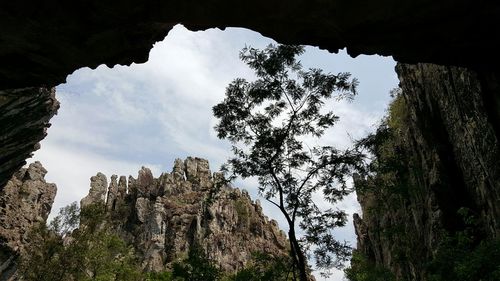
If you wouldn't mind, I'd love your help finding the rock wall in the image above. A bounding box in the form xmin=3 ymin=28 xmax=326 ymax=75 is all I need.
xmin=81 ymin=157 xmax=289 ymax=273
xmin=0 ymin=88 xmax=59 ymax=190
xmin=353 ymin=63 xmax=500 ymax=280
xmin=397 ymin=64 xmax=500 ymax=237
xmin=0 ymin=162 xmax=57 ymax=280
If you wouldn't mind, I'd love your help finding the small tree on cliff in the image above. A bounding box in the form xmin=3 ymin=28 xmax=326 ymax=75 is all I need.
xmin=19 ymin=202 xmax=141 ymax=281
xmin=213 ymin=44 xmax=362 ymax=280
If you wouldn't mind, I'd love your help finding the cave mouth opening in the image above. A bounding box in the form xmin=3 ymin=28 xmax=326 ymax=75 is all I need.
xmin=30 ymin=24 xmax=398 ymax=210
xmin=21 ymin=23 xmax=399 ymax=280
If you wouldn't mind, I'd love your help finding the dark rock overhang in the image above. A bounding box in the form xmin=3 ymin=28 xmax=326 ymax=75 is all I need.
xmin=1 ymin=0 xmax=499 ymax=89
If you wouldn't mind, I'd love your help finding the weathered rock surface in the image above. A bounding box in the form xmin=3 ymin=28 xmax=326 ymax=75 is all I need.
xmin=1 ymin=1 xmax=498 ymax=90
xmin=82 ymin=157 xmax=289 ymax=273
xmin=0 ymin=87 xmax=59 ymax=190
xmin=0 ymin=162 xmax=57 ymax=280
xmin=353 ymin=63 xmax=500 ymax=280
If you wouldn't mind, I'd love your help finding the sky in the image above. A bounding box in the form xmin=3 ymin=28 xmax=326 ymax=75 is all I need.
xmin=30 ymin=24 xmax=398 ymax=280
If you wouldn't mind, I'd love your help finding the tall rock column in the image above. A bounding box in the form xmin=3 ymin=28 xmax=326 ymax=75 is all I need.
xmin=352 ymin=63 xmax=500 ymax=281
xmin=0 ymin=162 xmax=57 ymax=280
xmin=397 ymin=63 xmax=500 ymax=237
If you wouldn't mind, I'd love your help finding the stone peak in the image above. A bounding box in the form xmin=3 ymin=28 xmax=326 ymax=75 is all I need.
xmin=81 ymin=157 xmax=217 ymax=208
xmin=18 ymin=161 xmax=48 ymax=182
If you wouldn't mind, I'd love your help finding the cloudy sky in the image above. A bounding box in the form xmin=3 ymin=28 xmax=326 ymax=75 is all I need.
xmin=30 ymin=24 xmax=398 ymax=280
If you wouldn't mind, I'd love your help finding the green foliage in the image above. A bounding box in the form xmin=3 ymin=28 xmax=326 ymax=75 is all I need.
xmin=171 ymin=244 xmax=222 ymax=281
xmin=146 ymin=271 xmax=175 ymax=281
xmin=427 ymin=237 xmax=500 ymax=281
xmin=427 ymin=208 xmax=500 ymax=281
xmin=386 ymin=88 xmax=406 ymax=133
xmin=146 ymin=252 xmax=296 ymax=281
xmin=347 ymin=91 xmax=421 ymax=281
xmin=234 ymin=198 xmax=250 ymax=227
xmin=18 ymin=223 xmax=68 ymax=281
xmin=355 ymin=91 xmax=414 ymax=209
xmin=227 ymin=252 xmax=296 ymax=281
xmin=49 ymin=201 xmax=80 ymax=236
xmin=213 ymin=44 xmax=362 ymax=280
xmin=344 ymin=252 xmax=395 ymax=281
xmin=352 ymin=92 xmax=500 ymax=281
xmin=143 ymin=244 xmax=222 ymax=281
xmin=19 ymin=202 xmax=142 ymax=281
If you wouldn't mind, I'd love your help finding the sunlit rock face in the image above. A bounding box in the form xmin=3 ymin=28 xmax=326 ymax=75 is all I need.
xmin=353 ymin=63 xmax=500 ymax=281
xmin=1 ymin=1 xmax=498 ymax=89
xmin=0 ymin=162 xmax=57 ymax=280
xmin=81 ymin=157 xmax=289 ymax=273
xmin=0 ymin=88 xmax=59 ymax=190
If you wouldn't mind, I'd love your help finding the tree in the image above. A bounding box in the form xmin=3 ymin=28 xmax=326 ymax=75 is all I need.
xmin=213 ymin=44 xmax=362 ymax=280
xmin=171 ymin=243 xmax=221 ymax=281
xmin=19 ymin=202 xmax=142 ymax=281
xmin=344 ymin=251 xmax=395 ymax=281
xmin=18 ymin=222 xmax=69 ymax=281
xmin=228 ymin=252 xmax=296 ymax=281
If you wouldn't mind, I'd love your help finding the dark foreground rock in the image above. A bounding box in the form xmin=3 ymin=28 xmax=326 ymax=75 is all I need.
xmin=0 ymin=88 xmax=59 ymax=191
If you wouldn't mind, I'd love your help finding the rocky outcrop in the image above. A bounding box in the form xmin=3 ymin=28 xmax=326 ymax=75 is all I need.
xmin=397 ymin=64 xmax=500 ymax=237
xmin=81 ymin=157 xmax=289 ymax=273
xmin=352 ymin=63 xmax=500 ymax=280
xmin=1 ymin=1 xmax=498 ymax=90
xmin=0 ymin=87 xmax=59 ymax=191
xmin=0 ymin=162 xmax=57 ymax=280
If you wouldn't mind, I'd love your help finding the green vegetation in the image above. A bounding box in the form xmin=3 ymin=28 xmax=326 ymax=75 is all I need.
xmin=349 ymin=92 xmax=500 ymax=281
xmin=355 ymin=91 xmax=413 ymax=205
xmin=234 ymin=198 xmax=250 ymax=227
xmin=427 ymin=208 xmax=500 ymax=281
xmin=19 ymin=202 xmax=294 ymax=281
xmin=146 ymin=271 xmax=175 ymax=281
xmin=227 ymin=252 xmax=296 ymax=281
xmin=147 ymin=250 xmax=293 ymax=281
xmin=428 ymin=237 xmax=500 ymax=281
xmin=138 ymin=244 xmax=221 ymax=281
xmin=19 ymin=202 xmax=142 ymax=281
xmin=345 ymin=92 xmax=421 ymax=281
xmin=344 ymin=252 xmax=395 ymax=281
xmin=170 ymin=244 xmax=222 ymax=281
xmin=213 ymin=44 xmax=362 ymax=280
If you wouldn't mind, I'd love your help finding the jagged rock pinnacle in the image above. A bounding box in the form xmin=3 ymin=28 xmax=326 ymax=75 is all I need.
xmin=0 ymin=162 xmax=57 ymax=279
xmin=81 ymin=157 xmax=289 ymax=273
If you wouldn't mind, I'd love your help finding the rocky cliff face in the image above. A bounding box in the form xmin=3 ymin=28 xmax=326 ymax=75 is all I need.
xmin=81 ymin=157 xmax=289 ymax=273
xmin=0 ymin=87 xmax=59 ymax=191
xmin=353 ymin=63 xmax=500 ymax=280
xmin=0 ymin=162 xmax=57 ymax=280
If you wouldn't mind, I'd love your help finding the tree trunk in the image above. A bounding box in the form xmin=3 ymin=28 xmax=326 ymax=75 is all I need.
xmin=288 ymin=228 xmax=308 ymax=281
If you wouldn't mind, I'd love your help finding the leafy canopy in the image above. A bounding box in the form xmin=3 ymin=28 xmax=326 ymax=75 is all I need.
xmin=227 ymin=252 xmax=296 ymax=281
xmin=19 ymin=202 xmax=142 ymax=281
xmin=213 ymin=44 xmax=362 ymax=279
xmin=171 ymin=243 xmax=221 ymax=281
